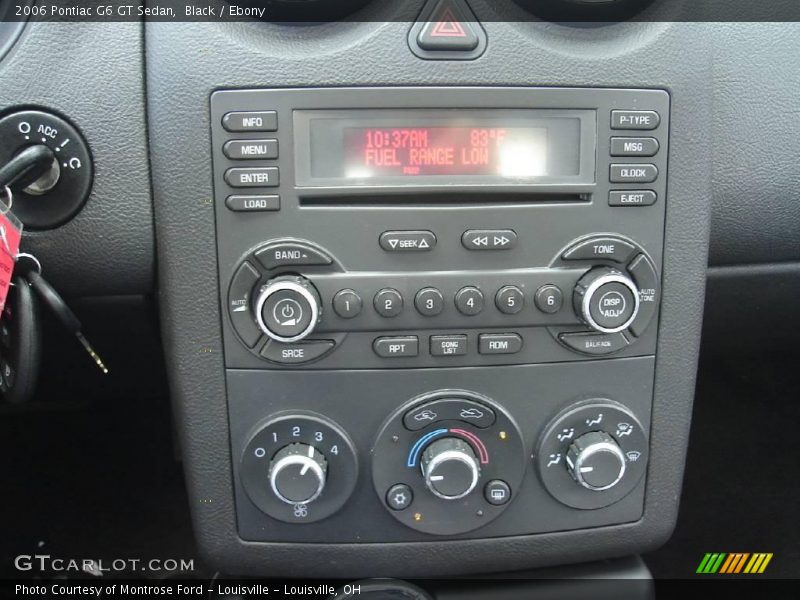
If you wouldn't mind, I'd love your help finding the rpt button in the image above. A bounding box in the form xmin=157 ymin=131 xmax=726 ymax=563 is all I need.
xmin=374 ymin=336 xmax=419 ymax=358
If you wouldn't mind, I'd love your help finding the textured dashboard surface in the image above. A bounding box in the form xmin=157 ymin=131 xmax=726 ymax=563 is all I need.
xmin=710 ymin=23 xmax=800 ymax=266
xmin=147 ymin=5 xmax=712 ymax=576
xmin=0 ymin=20 xmax=152 ymax=296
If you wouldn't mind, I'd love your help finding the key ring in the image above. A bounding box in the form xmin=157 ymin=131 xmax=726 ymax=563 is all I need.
xmin=0 ymin=185 xmax=13 ymax=215
xmin=16 ymin=252 xmax=42 ymax=275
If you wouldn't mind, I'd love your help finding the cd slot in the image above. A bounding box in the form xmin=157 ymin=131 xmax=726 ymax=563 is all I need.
xmin=300 ymin=192 xmax=589 ymax=207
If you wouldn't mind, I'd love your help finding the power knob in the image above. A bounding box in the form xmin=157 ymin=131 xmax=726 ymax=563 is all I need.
xmin=254 ymin=275 xmax=322 ymax=342
xmin=566 ymin=431 xmax=626 ymax=491
xmin=420 ymin=437 xmax=480 ymax=500
xmin=268 ymin=443 xmax=328 ymax=505
xmin=573 ymin=266 xmax=640 ymax=333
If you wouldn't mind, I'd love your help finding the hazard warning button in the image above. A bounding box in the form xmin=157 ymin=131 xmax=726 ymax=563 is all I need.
xmin=410 ymin=0 xmax=486 ymax=58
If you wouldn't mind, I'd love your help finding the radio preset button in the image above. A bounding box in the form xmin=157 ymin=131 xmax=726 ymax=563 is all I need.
xmin=374 ymin=288 xmax=404 ymax=317
xmin=254 ymin=241 xmax=332 ymax=271
xmin=222 ymin=110 xmax=277 ymax=132
xmin=495 ymin=285 xmax=524 ymax=315
xmin=558 ymin=331 xmax=629 ymax=355
xmin=228 ymin=261 xmax=262 ymax=348
xmin=611 ymin=110 xmax=660 ymax=130
xmin=462 ymin=229 xmax=517 ymax=251
xmin=535 ymin=284 xmax=564 ymax=314
xmin=608 ymin=190 xmax=657 ymax=207
xmin=562 ymin=236 xmax=636 ymax=264
xmin=430 ymin=335 xmax=468 ymax=357
xmin=379 ymin=230 xmax=436 ymax=252
xmin=415 ymin=287 xmax=444 ymax=316
xmin=260 ymin=339 xmax=335 ymax=364
xmin=478 ymin=333 xmax=522 ymax=355
xmin=224 ymin=167 xmax=280 ymax=188
xmin=455 ymin=286 xmax=484 ymax=316
xmin=332 ymin=289 xmax=362 ymax=319
xmin=226 ymin=194 xmax=280 ymax=212
xmin=610 ymin=137 xmax=659 ymax=157
xmin=223 ymin=139 xmax=278 ymax=160
xmin=609 ymin=164 xmax=658 ymax=184
xmin=374 ymin=336 xmax=419 ymax=358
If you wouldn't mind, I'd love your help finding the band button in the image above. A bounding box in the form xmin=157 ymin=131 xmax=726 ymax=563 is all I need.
xmin=254 ymin=241 xmax=332 ymax=271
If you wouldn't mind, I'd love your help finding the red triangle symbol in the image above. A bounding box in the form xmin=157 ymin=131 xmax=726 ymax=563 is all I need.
xmin=431 ymin=7 xmax=467 ymax=38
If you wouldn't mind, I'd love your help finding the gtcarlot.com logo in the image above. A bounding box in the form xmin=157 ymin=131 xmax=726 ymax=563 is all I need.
xmin=14 ymin=554 xmax=195 ymax=574
xmin=696 ymin=552 xmax=773 ymax=575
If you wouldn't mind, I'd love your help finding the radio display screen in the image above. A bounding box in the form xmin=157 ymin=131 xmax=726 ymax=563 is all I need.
xmin=294 ymin=109 xmax=596 ymax=188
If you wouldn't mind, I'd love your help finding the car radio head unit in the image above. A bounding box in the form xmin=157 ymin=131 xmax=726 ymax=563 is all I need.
xmin=209 ymin=86 xmax=670 ymax=548
xmin=294 ymin=108 xmax=596 ymax=187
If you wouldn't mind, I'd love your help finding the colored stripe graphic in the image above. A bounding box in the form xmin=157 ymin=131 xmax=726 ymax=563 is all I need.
xmin=744 ymin=553 xmax=773 ymax=574
xmin=697 ymin=553 xmax=727 ymax=574
xmin=698 ymin=552 xmax=773 ymax=575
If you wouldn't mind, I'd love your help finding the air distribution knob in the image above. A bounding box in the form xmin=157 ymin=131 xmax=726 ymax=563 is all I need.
xmin=573 ymin=266 xmax=640 ymax=333
xmin=566 ymin=431 xmax=626 ymax=491
xmin=420 ymin=437 xmax=480 ymax=500
xmin=254 ymin=275 xmax=322 ymax=342
xmin=268 ymin=443 xmax=328 ymax=505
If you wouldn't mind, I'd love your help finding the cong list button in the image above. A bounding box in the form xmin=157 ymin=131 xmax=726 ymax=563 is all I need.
xmin=462 ymin=229 xmax=517 ymax=251
xmin=374 ymin=336 xmax=419 ymax=358
xmin=379 ymin=230 xmax=436 ymax=252
xmin=478 ymin=333 xmax=523 ymax=355
xmin=430 ymin=335 xmax=468 ymax=356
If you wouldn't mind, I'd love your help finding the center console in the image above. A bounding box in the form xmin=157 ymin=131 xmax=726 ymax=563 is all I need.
xmin=210 ymin=87 xmax=668 ymax=541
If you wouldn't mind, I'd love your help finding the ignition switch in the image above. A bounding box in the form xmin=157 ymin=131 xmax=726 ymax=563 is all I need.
xmin=0 ymin=109 xmax=93 ymax=229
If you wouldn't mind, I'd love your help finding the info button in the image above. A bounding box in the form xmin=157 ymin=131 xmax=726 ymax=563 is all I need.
xmin=379 ymin=231 xmax=436 ymax=252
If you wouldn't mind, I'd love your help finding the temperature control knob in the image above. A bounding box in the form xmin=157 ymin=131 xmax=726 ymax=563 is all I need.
xmin=268 ymin=443 xmax=328 ymax=505
xmin=573 ymin=267 xmax=640 ymax=333
xmin=421 ymin=437 xmax=480 ymax=500
xmin=255 ymin=275 xmax=322 ymax=342
xmin=566 ymin=431 xmax=626 ymax=491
